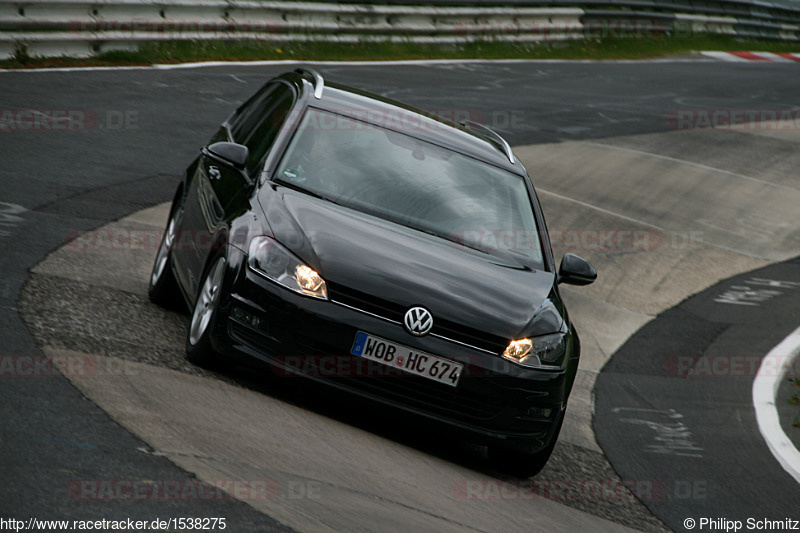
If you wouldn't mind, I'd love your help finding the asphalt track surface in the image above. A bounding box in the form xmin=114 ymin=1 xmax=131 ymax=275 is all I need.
xmin=595 ymin=258 xmax=800 ymax=531
xmin=2 ymin=60 xmax=799 ymax=531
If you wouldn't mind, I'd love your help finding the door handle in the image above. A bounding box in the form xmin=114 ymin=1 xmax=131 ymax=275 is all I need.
xmin=208 ymin=166 xmax=221 ymax=180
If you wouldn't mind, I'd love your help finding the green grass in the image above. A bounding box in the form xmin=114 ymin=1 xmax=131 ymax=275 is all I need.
xmin=1 ymin=34 xmax=799 ymax=68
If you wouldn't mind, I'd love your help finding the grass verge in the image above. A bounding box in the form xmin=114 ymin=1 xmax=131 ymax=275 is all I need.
xmin=1 ymin=34 xmax=799 ymax=69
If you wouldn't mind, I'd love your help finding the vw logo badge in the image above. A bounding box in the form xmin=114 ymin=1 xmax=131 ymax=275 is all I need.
xmin=404 ymin=307 xmax=433 ymax=336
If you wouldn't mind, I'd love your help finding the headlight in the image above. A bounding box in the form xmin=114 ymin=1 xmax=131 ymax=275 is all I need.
xmin=247 ymin=236 xmax=328 ymax=300
xmin=502 ymin=332 xmax=567 ymax=369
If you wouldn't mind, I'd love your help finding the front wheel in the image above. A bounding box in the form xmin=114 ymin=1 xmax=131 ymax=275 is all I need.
xmin=186 ymin=256 xmax=228 ymax=369
xmin=149 ymin=207 xmax=182 ymax=309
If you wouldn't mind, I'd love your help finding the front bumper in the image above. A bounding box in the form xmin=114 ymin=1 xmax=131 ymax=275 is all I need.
xmin=213 ymin=247 xmax=577 ymax=451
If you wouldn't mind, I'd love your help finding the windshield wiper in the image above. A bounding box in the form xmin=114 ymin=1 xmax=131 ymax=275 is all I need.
xmin=273 ymin=177 xmax=340 ymax=206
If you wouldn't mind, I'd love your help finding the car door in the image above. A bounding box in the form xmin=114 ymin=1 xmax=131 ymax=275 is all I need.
xmin=173 ymin=151 xmax=249 ymax=298
xmin=177 ymin=82 xmax=297 ymax=298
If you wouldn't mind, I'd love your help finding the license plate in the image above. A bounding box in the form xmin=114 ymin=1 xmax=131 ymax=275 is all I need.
xmin=350 ymin=331 xmax=463 ymax=387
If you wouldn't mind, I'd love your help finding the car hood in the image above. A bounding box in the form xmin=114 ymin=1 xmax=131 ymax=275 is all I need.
xmin=260 ymin=186 xmax=559 ymax=341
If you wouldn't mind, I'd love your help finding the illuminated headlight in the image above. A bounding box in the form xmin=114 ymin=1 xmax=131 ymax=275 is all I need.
xmin=247 ymin=236 xmax=328 ymax=300
xmin=502 ymin=333 xmax=567 ymax=369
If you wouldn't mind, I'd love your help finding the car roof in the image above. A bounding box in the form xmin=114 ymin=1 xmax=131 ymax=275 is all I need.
xmin=279 ymin=69 xmax=524 ymax=175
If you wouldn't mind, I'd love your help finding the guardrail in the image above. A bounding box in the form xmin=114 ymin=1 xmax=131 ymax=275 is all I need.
xmin=0 ymin=0 xmax=798 ymax=60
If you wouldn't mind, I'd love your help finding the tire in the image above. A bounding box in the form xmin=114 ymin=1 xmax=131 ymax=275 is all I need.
xmin=185 ymin=256 xmax=229 ymax=370
xmin=488 ymin=410 xmax=564 ymax=478
xmin=148 ymin=207 xmax=182 ymax=310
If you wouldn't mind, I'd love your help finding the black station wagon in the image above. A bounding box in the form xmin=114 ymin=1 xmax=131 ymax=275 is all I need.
xmin=149 ymin=68 xmax=597 ymax=477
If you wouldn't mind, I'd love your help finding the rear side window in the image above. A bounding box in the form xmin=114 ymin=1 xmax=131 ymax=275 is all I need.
xmin=230 ymin=84 xmax=276 ymax=140
xmin=231 ymin=84 xmax=295 ymax=176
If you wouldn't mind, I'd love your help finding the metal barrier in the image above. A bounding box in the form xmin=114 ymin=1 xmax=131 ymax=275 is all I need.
xmin=0 ymin=0 xmax=798 ymax=60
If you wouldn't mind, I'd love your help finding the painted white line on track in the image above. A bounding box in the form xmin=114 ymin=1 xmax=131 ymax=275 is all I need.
xmin=753 ymin=326 xmax=800 ymax=485
xmin=580 ymin=141 xmax=800 ymax=193
xmin=536 ymin=188 xmax=664 ymax=231
xmin=538 ymin=185 xmax=767 ymax=259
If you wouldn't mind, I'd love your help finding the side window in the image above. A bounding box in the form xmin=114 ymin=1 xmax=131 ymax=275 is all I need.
xmin=239 ymin=86 xmax=295 ymax=176
xmin=230 ymin=84 xmax=277 ymax=142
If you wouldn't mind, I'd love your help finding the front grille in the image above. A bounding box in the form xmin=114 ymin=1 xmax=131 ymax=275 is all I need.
xmin=329 ymin=283 xmax=507 ymax=354
xmin=329 ymin=283 xmax=405 ymax=323
xmin=431 ymin=317 xmax=507 ymax=354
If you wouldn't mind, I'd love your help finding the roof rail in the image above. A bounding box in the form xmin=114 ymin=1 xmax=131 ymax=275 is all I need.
xmin=460 ymin=120 xmax=514 ymax=164
xmin=294 ymin=67 xmax=324 ymax=99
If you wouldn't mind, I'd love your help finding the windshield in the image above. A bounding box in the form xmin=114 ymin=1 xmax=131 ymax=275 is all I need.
xmin=274 ymin=108 xmax=544 ymax=268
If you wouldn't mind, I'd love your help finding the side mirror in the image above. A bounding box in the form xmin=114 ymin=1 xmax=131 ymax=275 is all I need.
xmin=557 ymin=253 xmax=597 ymax=286
xmin=205 ymin=142 xmax=249 ymax=171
